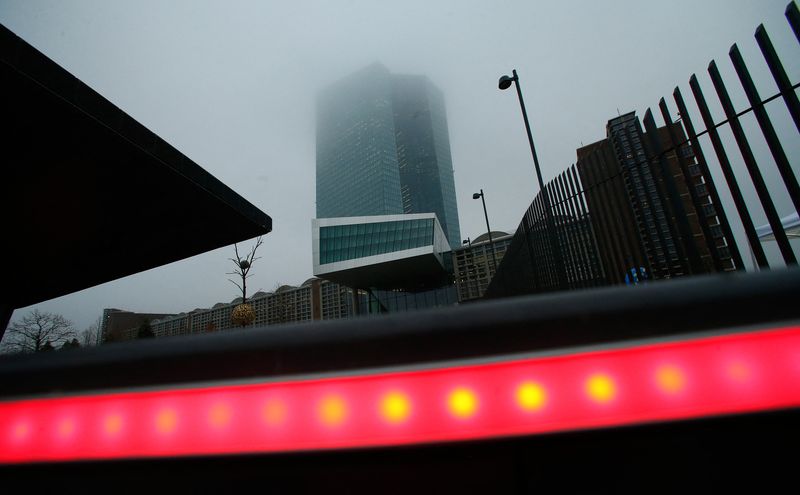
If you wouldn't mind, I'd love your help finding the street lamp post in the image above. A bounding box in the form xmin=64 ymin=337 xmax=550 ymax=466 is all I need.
xmin=473 ymin=189 xmax=499 ymax=272
xmin=499 ymin=69 xmax=566 ymax=289
xmin=461 ymin=237 xmax=477 ymax=298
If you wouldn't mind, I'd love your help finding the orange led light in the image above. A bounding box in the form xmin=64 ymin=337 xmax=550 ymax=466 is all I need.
xmin=381 ymin=392 xmax=411 ymax=424
xmin=103 ymin=414 xmax=122 ymax=435
xmin=13 ymin=423 xmax=29 ymax=440
xmin=586 ymin=374 xmax=616 ymax=403
xmin=448 ymin=387 xmax=478 ymax=418
xmin=262 ymin=399 xmax=287 ymax=426
xmin=57 ymin=419 xmax=75 ymax=439
xmin=516 ymin=382 xmax=547 ymax=411
xmin=209 ymin=404 xmax=231 ymax=428
xmin=656 ymin=366 xmax=685 ymax=394
xmin=727 ymin=362 xmax=750 ymax=382
xmin=156 ymin=409 xmax=177 ymax=434
xmin=319 ymin=395 xmax=347 ymax=426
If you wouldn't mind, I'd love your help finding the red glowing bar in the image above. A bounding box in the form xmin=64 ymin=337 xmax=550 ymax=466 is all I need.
xmin=2 ymin=326 xmax=800 ymax=463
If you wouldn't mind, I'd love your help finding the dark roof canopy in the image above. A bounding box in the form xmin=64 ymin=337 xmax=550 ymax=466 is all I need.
xmin=1 ymin=24 xmax=272 ymax=311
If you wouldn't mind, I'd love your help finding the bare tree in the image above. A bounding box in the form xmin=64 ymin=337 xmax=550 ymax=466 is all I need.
xmin=79 ymin=327 xmax=98 ymax=347
xmin=227 ymin=236 xmax=264 ymax=303
xmin=1 ymin=309 xmax=76 ymax=354
xmin=80 ymin=315 xmax=103 ymax=347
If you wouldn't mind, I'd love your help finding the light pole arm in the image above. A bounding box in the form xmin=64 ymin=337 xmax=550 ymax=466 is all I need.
xmin=512 ymin=69 xmax=546 ymax=193
xmin=479 ymin=189 xmax=499 ymax=272
xmin=504 ymin=69 xmax=567 ymax=289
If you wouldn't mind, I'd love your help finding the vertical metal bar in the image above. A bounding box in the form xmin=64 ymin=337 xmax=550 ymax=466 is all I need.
xmin=688 ymin=74 xmax=768 ymax=268
xmin=521 ymin=218 xmax=539 ymax=293
xmin=554 ymin=174 xmax=580 ymax=286
xmin=643 ymin=108 xmax=702 ymax=275
xmin=537 ymin=192 xmax=555 ymax=290
xmin=539 ymin=192 xmax=555 ymax=289
xmin=659 ymin=97 xmax=723 ymax=272
xmin=543 ymin=183 xmax=562 ymax=286
xmin=674 ymin=86 xmax=744 ymax=270
xmin=559 ymin=172 xmax=589 ymax=285
xmin=530 ymin=193 xmax=548 ymax=289
xmin=567 ymin=166 xmax=591 ymax=277
xmin=587 ymin=150 xmax=631 ymax=283
xmin=569 ymin=165 xmax=606 ymax=284
xmin=562 ymin=170 xmax=587 ymax=284
xmin=547 ymin=180 xmax=574 ymax=287
xmin=731 ymin=43 xmax=800 ymax=224
xmin=755 ymin=24 xmax=800 ymax=133
xmin=547 ymin=180 xmax=568 ymax=285
xmin=519 ymin=205 xmax=537 ymax=294
xmin=557 ymin=175 xmax=582 ymax=285
xmin=537 ymin=187 xmax=550 ymax=289
xmin=477 ymin=190 xmax=499 ymax=273
xmin=708 ymin=61 xmax=796 ymax=265
xmin=787 ymin=1 xmax=800 ymax=44
xmin=571 ymin=169 xmax=602 ymax=287
xmin=577 ymin=158 xmax=616 ymax=283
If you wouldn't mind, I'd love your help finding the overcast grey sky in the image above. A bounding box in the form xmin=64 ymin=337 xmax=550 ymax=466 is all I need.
xmin=1 ymin=0 xmax=798 ymax=332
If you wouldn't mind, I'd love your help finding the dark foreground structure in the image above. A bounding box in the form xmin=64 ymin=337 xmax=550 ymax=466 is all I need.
xmin=0 ymin=23 xmax=272 ymax=335
xmin=1 ymin=270 xmax=798 ymax=492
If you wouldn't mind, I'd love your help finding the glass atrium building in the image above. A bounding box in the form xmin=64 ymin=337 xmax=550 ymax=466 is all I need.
xmin=312 ymin=213 xmax=451 ymax=290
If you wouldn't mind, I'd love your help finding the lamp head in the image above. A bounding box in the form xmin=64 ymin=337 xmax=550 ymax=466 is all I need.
xmin=472 ymin=192 xmax=482 ymax=200
xmin=498 ymin=74 xmax=514 ymax=90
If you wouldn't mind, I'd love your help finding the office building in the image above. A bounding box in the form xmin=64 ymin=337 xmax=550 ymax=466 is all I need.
xmin=453 ymin=231 xmax=514 ymax=301
xmin=316 ymin=63 xmax=461 ymax=246
xmin=577 ymin=112 xmax=735 ymax=283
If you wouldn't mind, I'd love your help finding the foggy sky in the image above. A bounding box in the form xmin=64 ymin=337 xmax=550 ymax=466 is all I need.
xmin=1 ymin=0 xmax=798 ymax=332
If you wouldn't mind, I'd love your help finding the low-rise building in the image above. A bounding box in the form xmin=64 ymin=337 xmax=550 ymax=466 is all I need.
xmin=103 ymin=278 xmax=357 ymax=341
xmin=453 ymin=231 xmax=514 ymax=301
xmin=101 ymin=308 xmax=174 ymax=342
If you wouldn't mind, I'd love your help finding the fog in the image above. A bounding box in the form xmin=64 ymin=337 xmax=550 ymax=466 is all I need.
xmin=1 ymin=0 xmax=798 ymax=332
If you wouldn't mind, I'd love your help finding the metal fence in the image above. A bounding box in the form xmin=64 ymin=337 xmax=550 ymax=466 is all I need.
xmin=488 ymin=2 xmax=800 ymax=298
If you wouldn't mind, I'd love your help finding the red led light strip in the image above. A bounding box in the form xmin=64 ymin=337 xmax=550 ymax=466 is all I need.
xmin=2 ymin=326 xmax=800 ymax=463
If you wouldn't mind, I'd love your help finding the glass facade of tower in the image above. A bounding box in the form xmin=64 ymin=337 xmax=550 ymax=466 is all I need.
xmin=392 ymin=75 xmax=461 ymax=247
xmin=316 ymin=63 xmax=460 ymax=247
xmin=316 ymin=64 xmax=403 ymax=218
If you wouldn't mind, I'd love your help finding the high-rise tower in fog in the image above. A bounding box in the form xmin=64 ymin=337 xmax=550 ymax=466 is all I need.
xmin=316 ymin=63 xmax=461 ymax=247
